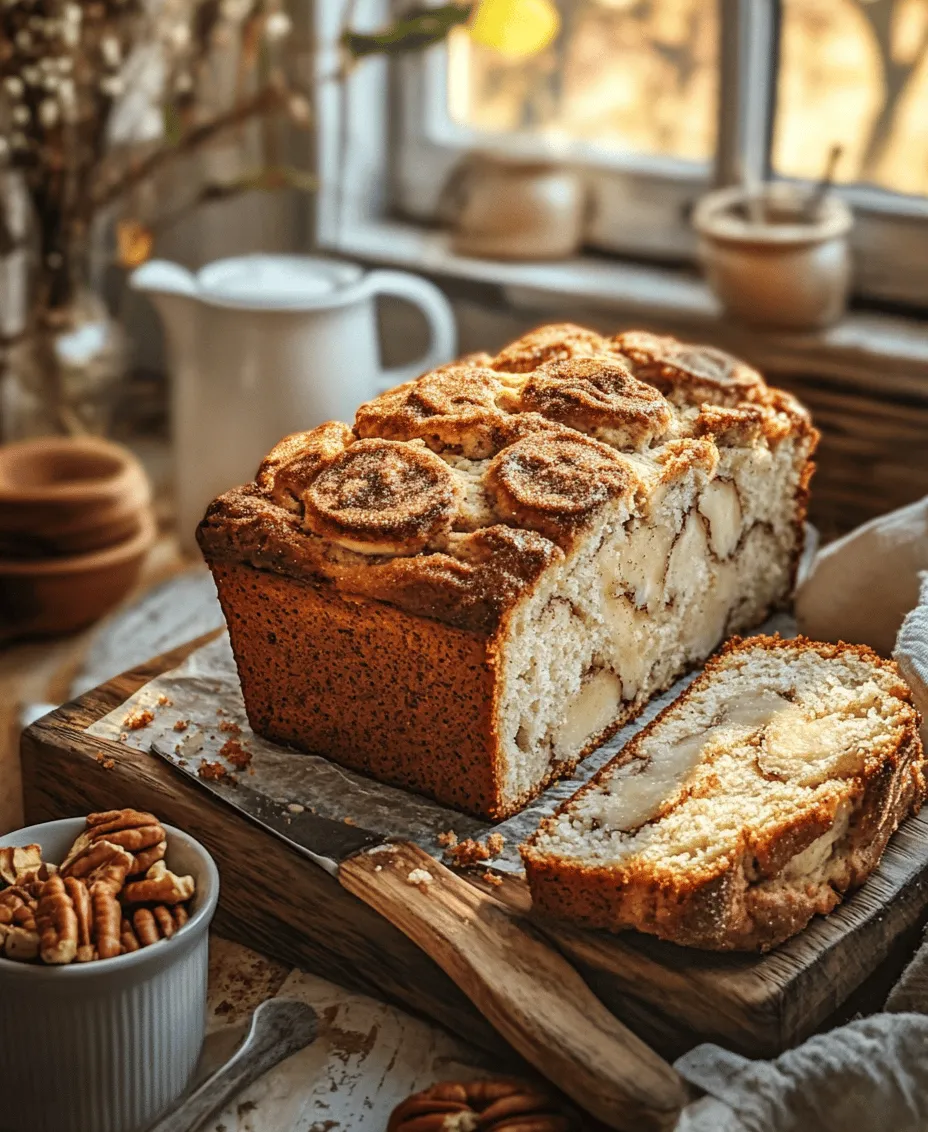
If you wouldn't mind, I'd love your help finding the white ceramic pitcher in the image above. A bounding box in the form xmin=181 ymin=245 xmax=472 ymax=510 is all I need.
xmin=131 ymin=255 xmax=457 ymax=550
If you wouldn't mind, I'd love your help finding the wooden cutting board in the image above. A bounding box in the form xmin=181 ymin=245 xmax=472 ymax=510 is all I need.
xmin=20 ymin=633 xmax=928 ymax=1064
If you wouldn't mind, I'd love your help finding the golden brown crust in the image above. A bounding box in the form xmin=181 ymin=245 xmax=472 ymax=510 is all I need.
xmin=517 ymin=356 xmax=673 ymax=447
xmin=302 ymin=438 xmax=462 ymax=555
xmin=522 ymin=636 xmax=926 ymax=951
xmin=490 ymin=323 xmax=609 ymax=373
xmin=211 ymin=559 xmax=506 ymax=817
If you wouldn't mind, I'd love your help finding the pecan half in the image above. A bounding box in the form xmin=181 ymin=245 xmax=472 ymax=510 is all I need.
xmin=123 ymin=860 xmax=195 ymax=906
xmin=388 ymin=1079 xmax=578 ymax=1132
xmin=61 ymin=810 xmax=166 ymax=875
xmin=35 ymin=875 xmax=78 ymax=965
xmin=64 ymin=877 xmax=95 ymax=962
xmin=62 ymin=839 xmax=134 ymax=893
xmin=0 ymin=843 xmax=44 ymax=887
xmin=90 ymin=883 xmax=122 ymax=960
xmin=1 ymin=924 xmax=40 ymax=961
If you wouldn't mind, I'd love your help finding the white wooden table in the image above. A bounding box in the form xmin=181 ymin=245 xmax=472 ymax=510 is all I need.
xmin=203 ymin=937 xmax=489 ymax=1131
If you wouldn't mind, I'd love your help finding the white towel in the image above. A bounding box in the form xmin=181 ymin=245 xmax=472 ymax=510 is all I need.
xmin=674 ymin=498 xmax=928 ymax=1131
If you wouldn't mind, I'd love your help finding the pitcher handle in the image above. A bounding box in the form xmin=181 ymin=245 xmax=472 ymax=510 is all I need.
xmin=365 ymin=270 xmax=457 ymax=392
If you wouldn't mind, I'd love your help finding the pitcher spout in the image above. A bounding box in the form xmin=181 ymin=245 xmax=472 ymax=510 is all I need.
xmin=130 ymin=259 xmax=200 ymax=363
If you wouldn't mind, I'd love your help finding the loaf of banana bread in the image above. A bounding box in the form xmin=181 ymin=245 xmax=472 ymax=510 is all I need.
xmin=197 ymin=325 xmax=817 ymax=819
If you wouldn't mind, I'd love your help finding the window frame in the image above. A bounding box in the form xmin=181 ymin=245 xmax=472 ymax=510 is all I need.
xmin=315 ymin=0 xmax=928 ymax=309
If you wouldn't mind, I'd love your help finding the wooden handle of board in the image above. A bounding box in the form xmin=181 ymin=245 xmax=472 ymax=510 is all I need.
xmin=338 ymin=842 xmax=688 ymax=1132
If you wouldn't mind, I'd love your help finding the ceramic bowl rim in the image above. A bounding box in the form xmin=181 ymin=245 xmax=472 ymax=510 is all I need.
xmin=0 ymin=510 xmax=156 ymax=576
xmin=0 ymin=817 xmax=219 ymax=980
xmin=0 ymin=437 xmax=148 ymax=507
xmin=692 ymin=184 xmax=853 ymax=246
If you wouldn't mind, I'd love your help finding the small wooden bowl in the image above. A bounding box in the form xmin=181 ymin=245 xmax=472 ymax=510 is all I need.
xmin=0 ymin=509 xmax=156 ymax=641
xmin=0 ymin=437 xmax=151 ymax=559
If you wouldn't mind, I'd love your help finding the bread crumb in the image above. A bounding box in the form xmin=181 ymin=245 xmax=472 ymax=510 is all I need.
xmin=406 ymin=868 xmax=433 ymax=890
xmin=219 ymin=739 xmax=252 ymax=770
xmin=437 ymin=830 xmax=458 ymax=848
xmin=197 ymin=760 xmax=228 ymax=782
xmin=173 ymin=719 xmax=189 ymax=733
xmin=482 ymin=870 xmax=503 ymax=887
xmin=123 ymin=709 xmax=154 ymax=731
xmin=287 ymin=803 xmax=305 ymax=814
xmin=94 ymin=752 xmax=116 ymax=770
xmin=374 ymin=864 xmax=383 ymax=872
xmin=118 ymin=732 xmax=129 ymax=743
xmin=445 ymin=838 xmax=489 ymax=867
xmin=157 ymin=694 xmax=171 ymax=707
xmin=343 ymin=816 xmax=357 ymax=826
xmin=218 ymin=720 xmax=241 ymax=735
xmin=486 ymin=833 xmax=505 ymax=856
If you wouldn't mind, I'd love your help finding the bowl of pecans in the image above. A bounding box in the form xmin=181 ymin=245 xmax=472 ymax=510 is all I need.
xmin=0 ymin=809 xmax=219 ymax=1132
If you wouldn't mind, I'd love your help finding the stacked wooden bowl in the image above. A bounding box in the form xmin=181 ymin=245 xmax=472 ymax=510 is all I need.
xmin=0 ymin=437 xmax=155 ymax=641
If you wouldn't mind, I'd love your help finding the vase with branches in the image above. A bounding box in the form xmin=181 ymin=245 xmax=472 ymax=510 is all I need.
xmin=0 ymin=0 xmax=311 ymax=438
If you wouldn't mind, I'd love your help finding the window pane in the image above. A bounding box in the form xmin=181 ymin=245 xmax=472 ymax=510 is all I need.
xmin=447 ymin=0 xmax=718 ymax=165
xmin=773 ymin=0 xmax=928 ymax=196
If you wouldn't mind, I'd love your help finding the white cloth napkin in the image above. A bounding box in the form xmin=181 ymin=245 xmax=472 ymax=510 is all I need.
xmin=673 ymin=499 xmax=928 ymax=1131
xmin=794 ymin=497 xmax=928 ymax=657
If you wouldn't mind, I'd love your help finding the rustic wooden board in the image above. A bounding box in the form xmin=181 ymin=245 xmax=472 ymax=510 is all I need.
xmin=20 ymin=634 xmax=928 ymax=1062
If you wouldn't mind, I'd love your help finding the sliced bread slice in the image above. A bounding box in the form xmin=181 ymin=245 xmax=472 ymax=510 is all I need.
xmin=521 ymin=636 xmax=925 ymax=951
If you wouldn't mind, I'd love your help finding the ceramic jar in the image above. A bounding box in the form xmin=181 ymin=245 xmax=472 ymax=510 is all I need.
xmin=692 ymin=184 xmax=853 ymax=331
xmin=444 ymin=153 xmax=586 ymax=260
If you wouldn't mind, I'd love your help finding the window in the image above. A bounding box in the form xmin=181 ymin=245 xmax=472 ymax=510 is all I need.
xmin=319 ymin=0 xmax=928 ymax=308
xmin=774 ymin=0 xmax=928 ymax=198
xmin=446 ymin=3 xmax=719 ymax=168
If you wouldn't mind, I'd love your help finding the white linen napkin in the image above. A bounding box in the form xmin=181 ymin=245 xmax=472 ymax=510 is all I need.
xmin=673 ymin=498 xmax=928 ymax=1131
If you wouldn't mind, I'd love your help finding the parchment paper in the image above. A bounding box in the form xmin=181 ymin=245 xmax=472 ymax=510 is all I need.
xmin=86 ymin=612 xmax=796 ymax=874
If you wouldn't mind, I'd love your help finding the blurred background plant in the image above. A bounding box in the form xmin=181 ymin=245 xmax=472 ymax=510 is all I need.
xmin=0 ymin=0 xmax=312 ymax=437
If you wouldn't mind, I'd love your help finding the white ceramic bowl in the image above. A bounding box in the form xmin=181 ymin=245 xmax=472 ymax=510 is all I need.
xmin=0 ymin=817 xmax=219 ymax=1132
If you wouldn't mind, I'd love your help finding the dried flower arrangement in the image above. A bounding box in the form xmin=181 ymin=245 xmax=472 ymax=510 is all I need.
xmin=0 ymin=0 xmax=311 ymax=435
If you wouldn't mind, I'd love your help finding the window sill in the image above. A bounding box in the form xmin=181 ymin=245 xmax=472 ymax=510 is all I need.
xmin=325 ymin=219 xmax=928 ymax=392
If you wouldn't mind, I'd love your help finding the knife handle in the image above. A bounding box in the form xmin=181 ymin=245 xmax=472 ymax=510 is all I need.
xmin=338 ymin=842 xmax=687 ymax=1132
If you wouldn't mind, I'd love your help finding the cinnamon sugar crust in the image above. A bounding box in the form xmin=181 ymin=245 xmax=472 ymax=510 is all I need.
xmin=490 ymin=323 xmax=608 ymax=373
xmin=257 ymin=421 xmax=355 ymax=511
xmin=485 ymin=430 xmax=639 ymax=546
xmin=517 ymin=356 xmax=673 ymax=449
xmin=201 ymin=325 xmax=815 ymax=637
xmin=612 ymin=330 xmax=768 ymax=408
xmin=355 ymin=365 xmax=553 ymax=459
xmin=302 ymin=438 xmax=461 ymax=555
